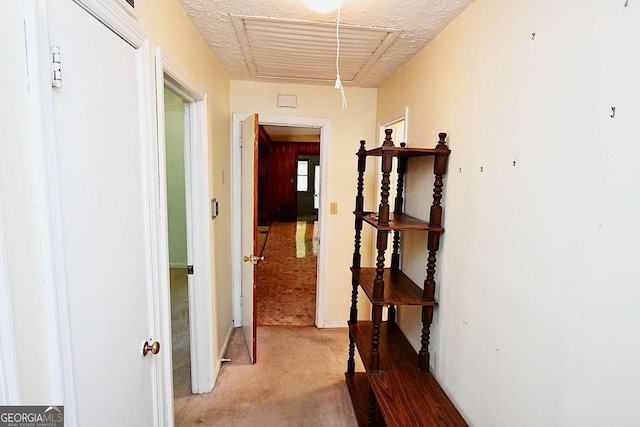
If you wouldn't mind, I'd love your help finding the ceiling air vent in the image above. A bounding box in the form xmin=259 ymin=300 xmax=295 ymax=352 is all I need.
xmin=231 ymin=15 xmax=399 ymax=85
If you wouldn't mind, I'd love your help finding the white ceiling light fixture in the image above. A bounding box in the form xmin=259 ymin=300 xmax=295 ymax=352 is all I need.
xmin=302 ymin=0 xmax=343 ymax=13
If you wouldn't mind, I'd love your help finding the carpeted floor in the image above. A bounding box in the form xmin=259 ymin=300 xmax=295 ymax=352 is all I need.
xmin=174 ymin=326 xmax=359 ymax=426
xmin=171 ymin=268 xmax=192 ymax=399
xmin=171 ymin=221 xmax=357 ymax=426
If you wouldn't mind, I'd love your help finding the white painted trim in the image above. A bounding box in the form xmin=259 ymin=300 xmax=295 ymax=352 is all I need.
xmin=186 ymin=96 xmax=214 ymax=393
xmin=320 ymin=321 xmax=349 ymax=329
xmin=378 ymin=106 xmax=409 ymax=145
xmin=231 ymin=113 xmax=330 ymax=328
xmin=72 ymin=0 xmax=145 ymax=47
xmin=0 ymin=200 xmax=20 ymax=405
xmin=152 ymin=50 xmax=175 ymax=427
xmin=137 ymin=39 xmax=166 ymax=427
xmin=155 ymin=49 xmax=214 ymax=395
xmin=23 ymin=1 xmax=77 ymax=423
xmin=182 ymin=102 xmax=199 ymax=394
xmin=162 ymin=52 xmax=206 ymax=101
xmin=211 ymin=322 xmax=235 ymax=387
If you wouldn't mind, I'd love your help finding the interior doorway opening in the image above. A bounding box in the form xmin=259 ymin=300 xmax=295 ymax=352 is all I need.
xmin=255 ymin=125 xmax=321 ymax=326
xmin=155 ymin=53 xmax=215 ymax=418
xmin=163 ymin=86 xmax=193 ymax=400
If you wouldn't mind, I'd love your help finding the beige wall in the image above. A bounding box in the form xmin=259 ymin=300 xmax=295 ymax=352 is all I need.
xmin=231 ymin=81 xmax=378 ymax=324
xmin=378 ymin=0 xmax=640 ymax=425
xmin=137 ymin=0 xmax=233 ymax=371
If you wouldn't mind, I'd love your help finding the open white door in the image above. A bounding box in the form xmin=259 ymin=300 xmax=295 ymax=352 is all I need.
xmin=240 ymin=114 xmax=259 ymax=363
xmin=48 ymin=0 xmax=159 ymax=423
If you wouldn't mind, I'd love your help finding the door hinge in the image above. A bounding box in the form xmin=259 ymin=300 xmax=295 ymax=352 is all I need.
xmin=51 ymin=46 xmax=62 ymax=88
xmin=187 ymin=265 xmax=194 ymax=275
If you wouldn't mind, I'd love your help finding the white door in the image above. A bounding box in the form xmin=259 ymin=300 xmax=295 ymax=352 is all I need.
xmin=241 ymin=114 xmax=259 ymax=363
xmin=48 ymin=0 xmax=158 ymax=424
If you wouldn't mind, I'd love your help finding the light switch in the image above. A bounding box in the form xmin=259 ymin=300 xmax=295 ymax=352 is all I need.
xmin=330 ymin=202 xmax=338 ymax=215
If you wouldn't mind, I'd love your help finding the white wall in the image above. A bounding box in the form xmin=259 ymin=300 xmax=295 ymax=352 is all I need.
xmin=378 ymin=0 xmax=640 ymax=425
xmin=231 ymin=81 xmax=378 ymax=324
xmin=164 ymin=88 xmax=188 ymax=267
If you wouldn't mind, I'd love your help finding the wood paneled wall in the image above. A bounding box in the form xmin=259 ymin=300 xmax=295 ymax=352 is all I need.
xmin=258 ymin=141 xmax=320 ymax=223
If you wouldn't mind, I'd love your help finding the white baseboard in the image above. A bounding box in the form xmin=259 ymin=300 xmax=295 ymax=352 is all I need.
xmin=211 ymin=321 xmax=234 ymax=390
xmin=319 ymin=321 xmax=349 ymax=329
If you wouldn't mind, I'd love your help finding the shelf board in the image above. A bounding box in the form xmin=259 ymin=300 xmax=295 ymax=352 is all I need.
xmin=345 ymin=373 xmax=386 ymax=426
xmin=349 ymin=321 xmax=468 ymax=427
xmin=362 ymin=146 xmax=450 ymax=158
xmin=352 ymin=268 xmax=437 ymax=306
xmin=354 ymin=211 xmax=444 ymax=232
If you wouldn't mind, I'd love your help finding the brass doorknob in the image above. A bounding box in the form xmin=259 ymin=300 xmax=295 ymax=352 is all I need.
xmin=142 ymin=341 xmax=160 ymax=356
xmin=243 ymin=255 xmax=264 ymax=264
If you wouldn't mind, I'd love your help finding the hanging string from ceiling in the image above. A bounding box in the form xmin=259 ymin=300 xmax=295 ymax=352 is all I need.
xmin=334 ymin=6 xmax=348 ymax=110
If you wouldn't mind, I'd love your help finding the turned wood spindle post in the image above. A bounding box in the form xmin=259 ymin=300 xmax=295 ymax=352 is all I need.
xmin=418 ymin=132 xmax=449 ymax=373
xmin=391 ymin=142 xmax=407 ymax=270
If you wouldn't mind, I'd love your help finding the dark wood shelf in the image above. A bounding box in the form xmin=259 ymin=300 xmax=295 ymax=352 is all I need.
xmin=349 ymin=321 xmax=468 ymax=427
xmin=345 ymin=373 xmax=386 ymax=427
xmin=352 ymin=267 xmax=437 ymax=306
xmin=362 ymin=146 xmax=450 ymax=158
xmin=348 ymin=131 xmax=457 ymax=424
xmin=354 ymin=211 xmax=444 ymax=232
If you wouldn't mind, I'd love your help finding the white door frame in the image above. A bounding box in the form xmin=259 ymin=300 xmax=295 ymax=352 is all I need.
xmin=154 ymin=49 xmax=214 ymax=396
xmin=378 ymin=106 xmax=409 ymax=145
xmin=231 ymin=114 xmax=331 ymax=328
xmin=0 ymin=200 xmax=20 ymax=405
xmin=23 ymin=0 xmax=168 ymax=425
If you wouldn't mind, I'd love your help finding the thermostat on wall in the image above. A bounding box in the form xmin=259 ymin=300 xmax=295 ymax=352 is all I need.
xmin=277 ymin=94 xmax=297 ymax=108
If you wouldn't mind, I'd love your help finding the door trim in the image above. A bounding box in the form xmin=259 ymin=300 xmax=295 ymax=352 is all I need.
xmin=154 ymin=49 xmax=215 ymax=395
xmin=0 ymin=202 xmax=20 ymax=405
xmin=231 ymin=114 xmax=331 ymax=328
xmin=378 ymin=106 xmax=409 ymax=145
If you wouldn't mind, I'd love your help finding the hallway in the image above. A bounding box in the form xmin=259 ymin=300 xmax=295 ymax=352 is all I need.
xmin=257 ymin=221 xmax=318 ymax=326
xmin=174 ymin=327 xmax=357 ymax=426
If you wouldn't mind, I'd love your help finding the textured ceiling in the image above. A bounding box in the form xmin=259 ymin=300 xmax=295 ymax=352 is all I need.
xmin=178 ymin=0 xmax=474 ymax=88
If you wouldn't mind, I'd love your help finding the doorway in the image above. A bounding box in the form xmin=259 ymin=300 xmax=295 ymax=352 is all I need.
xmin=232 ymin=114 xmax=331 ymax=361
xmin=155 ymin=50 xmax=215 ymax=406
xmin=163 ymin=86 xmax=192 ymax=400
xmin=255 ymin=126 xmax=321 ymax=326
xmin=296 ymin=154 xmax=320 ymax=222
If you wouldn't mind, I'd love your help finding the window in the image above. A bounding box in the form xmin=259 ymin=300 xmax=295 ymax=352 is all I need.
xmin=297 ymin=160 xmax=309 ymax=192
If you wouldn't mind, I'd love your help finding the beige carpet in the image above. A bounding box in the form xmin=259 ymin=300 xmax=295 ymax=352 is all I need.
xmin=174 ymin=326 xmax=358 ymax=426
xmin=171 ymin=268 xmax=192 ymax=399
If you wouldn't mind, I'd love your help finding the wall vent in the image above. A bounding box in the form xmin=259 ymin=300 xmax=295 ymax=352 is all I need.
xmin=277 ymin=95 xmax=297 ymax=108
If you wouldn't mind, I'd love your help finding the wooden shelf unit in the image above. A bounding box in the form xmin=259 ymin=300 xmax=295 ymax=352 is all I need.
xmin=346 ymin=130 xmax=467 ymax=426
